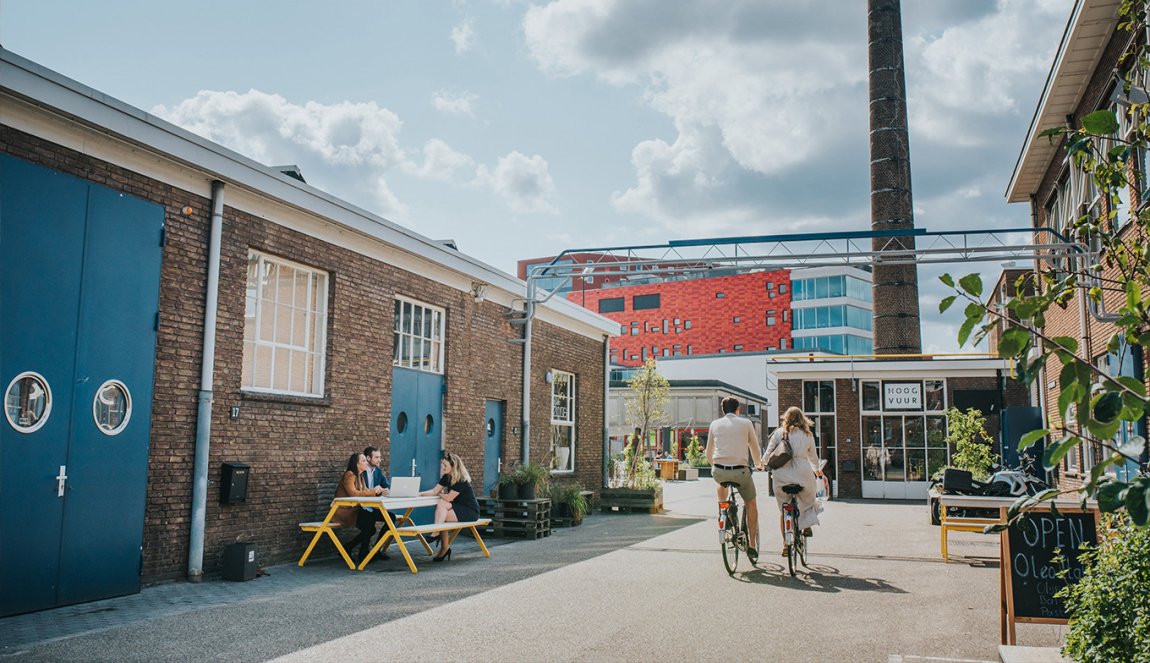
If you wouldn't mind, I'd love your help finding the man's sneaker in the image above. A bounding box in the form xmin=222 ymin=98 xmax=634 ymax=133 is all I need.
xmin=803 ymin=527 xmax=814 ymax=537
xmin=747 ymin=547 xmax=759 ymax=564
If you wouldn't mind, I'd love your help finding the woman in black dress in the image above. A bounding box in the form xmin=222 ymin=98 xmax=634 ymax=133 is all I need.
xmin=420 ymin=451 xmax=480 ymax=562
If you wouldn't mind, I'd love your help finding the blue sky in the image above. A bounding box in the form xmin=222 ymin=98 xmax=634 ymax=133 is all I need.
xmin=1 ymin=0 xmax=1073 ymax=352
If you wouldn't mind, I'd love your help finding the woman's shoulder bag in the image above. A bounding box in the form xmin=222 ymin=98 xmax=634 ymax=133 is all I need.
xmin=765 ymin=430 xmax=793 ymax=470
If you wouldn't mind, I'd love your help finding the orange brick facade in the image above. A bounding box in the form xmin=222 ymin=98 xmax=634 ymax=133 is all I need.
xmin=572 ymin=271 xmax=793 ymax=366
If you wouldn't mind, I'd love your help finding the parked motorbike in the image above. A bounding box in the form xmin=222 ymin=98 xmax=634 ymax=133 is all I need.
xmin=929 ymin=454 xmax=1049 ymax=525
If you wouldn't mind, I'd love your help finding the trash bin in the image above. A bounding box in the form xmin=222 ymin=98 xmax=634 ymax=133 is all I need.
xmin=222 ymin=542 xmax=257 ymax=581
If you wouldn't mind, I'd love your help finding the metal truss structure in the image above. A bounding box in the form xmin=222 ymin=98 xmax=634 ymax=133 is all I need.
xmin=511 ymin=226 xmax=1092 ymax=469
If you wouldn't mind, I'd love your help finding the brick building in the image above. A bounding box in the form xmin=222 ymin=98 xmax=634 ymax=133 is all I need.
xmin=0 ymin=49 xmax=616 ymax=616
xmin=1006 ymin=0 xmax=1149 ymax=489
xmin=559 ymin=265 xmax=873 ymax=367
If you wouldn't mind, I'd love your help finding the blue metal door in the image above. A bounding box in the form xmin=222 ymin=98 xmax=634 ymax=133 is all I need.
xmin=390 ymin=367 xmax=442 ymax=525
xmin=483 ymin=400 xmax=504 ymax=496
xmin=57 ymin=186 xmax=163 ymax=604
xmin=0 ymin=155 xmax=163 ymax=616
xmin=0 ymin=155 xmax=88 ymax=616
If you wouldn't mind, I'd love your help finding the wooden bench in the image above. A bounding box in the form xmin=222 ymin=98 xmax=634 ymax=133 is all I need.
xmin=394 ymin=519 xmax=492 ymax=549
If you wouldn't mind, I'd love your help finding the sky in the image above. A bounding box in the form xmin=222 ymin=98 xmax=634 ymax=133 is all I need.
xmin=0 ymin=0 xmax=1075 ymax=353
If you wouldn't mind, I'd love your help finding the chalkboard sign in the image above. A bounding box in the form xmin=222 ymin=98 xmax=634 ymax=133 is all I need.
xmin=1004 ymin=510 xmax=1098 ymax=621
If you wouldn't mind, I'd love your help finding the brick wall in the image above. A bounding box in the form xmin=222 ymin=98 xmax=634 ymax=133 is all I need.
xmin=573 ymin=270 xmax=792 ymax=366
xmin=777 ymin=373 xmax=1028 ymax=499
xmin=2 ymin=125 xmax=606 ymax=582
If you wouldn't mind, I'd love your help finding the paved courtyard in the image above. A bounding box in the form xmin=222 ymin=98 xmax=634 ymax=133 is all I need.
xmin=0 ymin=477 xmax=1063 ymax=662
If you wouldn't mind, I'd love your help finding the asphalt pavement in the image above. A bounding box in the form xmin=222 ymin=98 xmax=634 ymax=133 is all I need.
xmin=0 ymin=476 xmax=1065 ymax=662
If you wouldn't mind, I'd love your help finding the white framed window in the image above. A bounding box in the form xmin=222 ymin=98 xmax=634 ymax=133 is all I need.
xmin=243 ymin=251 xmax=329 ymax=397
xmin=393 ymin=296 xmax=446 ymax=373
xmin=550 ymin=370 xmax=575 ymax=472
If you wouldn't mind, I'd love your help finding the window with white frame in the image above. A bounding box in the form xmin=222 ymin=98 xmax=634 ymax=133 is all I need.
xmin=393 ymin=297 xmax=446 ymax=373
xmin=550 ymin=370 xmax=575 ymax=472
xmin=243 ymin=251 xmax=329 ymax=397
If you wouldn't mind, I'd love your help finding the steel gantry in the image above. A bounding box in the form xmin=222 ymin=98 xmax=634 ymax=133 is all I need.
xmin=511 ymin=226 xmax=1093 ymax=474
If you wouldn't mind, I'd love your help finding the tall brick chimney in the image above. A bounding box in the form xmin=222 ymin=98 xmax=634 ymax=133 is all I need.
xmin=868 ymin=0 xmax=922 ymax=355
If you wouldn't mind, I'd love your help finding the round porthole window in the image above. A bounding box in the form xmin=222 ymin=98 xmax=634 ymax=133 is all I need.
xmin=396 ymin=412 xmax=408 ymax=434
xmin=93 ymin=380 xmax=132 ymax=436
xmin=4 ymin=371 xmax=53 ymax=433
xmin=486 ymin=418 xmax=496 ymax=438
xmin=424 ymin=414 xmax=434 ymax=434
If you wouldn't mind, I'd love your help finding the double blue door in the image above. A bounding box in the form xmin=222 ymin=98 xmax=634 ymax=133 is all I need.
xmin=0 ymin=155 xmax=163 ymax=616
xmin=390 ymin=367 xmax=443 ymax=523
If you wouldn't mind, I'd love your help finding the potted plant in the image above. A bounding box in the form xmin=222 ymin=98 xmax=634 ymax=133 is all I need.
xmin=516 ymin=461 xmax=549 ymax=500
xmin=547 ymin=483 xmax=588 ymax=526
xmin=497 ymin=466 xmax=520 ymax=500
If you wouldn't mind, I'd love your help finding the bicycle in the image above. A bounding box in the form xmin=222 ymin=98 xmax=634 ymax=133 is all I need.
xmin=780 ymin=483 xmax=808 ymax=576
xmin=718 ymin=481 xmax=758 ymax=575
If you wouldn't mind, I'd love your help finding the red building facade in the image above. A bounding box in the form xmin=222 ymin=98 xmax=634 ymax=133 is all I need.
xmin=573 ymin=271 xmax=793 ymax=366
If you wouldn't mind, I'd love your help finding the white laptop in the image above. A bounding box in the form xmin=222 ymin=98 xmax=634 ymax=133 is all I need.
xmin=388 ymin=476 xmax=422 ymax=498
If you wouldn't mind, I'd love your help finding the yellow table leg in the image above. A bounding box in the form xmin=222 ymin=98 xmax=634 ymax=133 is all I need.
xmin=471 ymin=526 xmax=490 ymax=557
xmin=299 ymin=505 xmax=343 ymax=567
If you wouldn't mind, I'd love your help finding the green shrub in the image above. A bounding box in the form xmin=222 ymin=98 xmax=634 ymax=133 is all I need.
xmin=1060 ymin=513 xmax=1150 ymax=663
xmin=546 ymin=482 xmax=588 ymax=520
xmin=685 ymin=433 xmax=708 ymax=467
xmin=946 ymin=407 xmax=998 ymax=481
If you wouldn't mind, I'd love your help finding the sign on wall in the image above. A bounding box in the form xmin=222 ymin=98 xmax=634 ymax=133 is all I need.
xmin=883 ymin=382 xmax=922 ymax=410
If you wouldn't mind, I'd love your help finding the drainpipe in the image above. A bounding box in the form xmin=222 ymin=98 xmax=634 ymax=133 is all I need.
xmin=603 ymin=336 xmax=610 ymax=488
xmin=188 ymin=180 xmax=225 ymax=582
xmin=521 ymin=296 xmax=534 ymax=465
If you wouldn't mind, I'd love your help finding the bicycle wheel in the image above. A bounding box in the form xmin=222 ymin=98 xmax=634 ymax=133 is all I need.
xmin=721 ymin=504 xmax=740 ymax=575
xmin=784 ymin=509 xmax=797 ymax=576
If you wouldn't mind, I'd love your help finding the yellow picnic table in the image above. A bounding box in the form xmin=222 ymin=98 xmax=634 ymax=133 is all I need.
xmin=298 ymin=495 xmax=490 ymax=574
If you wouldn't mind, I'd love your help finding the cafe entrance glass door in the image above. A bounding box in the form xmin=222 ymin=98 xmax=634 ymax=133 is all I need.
xmin=860 ymin=379 xmax=948 ymax=499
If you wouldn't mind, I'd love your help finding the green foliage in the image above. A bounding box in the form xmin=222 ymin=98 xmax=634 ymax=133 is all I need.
xmin=936 ymin=0 xmax=1150 ymax=523
xmin=1059 ymin=514 xmax=1150 ymax=662
xmin=518 ymin=461 xmax=550 ymax=490
xmin=685 ymin=433 xmax=708 ymax=467
xmin=546 ymin=482 xmax=588 ymax=520
xmin=946 ymin=408 xmax=998 ymax=482
xmin=624 ymin=359 xmax=669 ymax=488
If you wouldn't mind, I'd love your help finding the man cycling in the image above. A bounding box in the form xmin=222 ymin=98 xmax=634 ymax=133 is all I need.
xmin=706 ymin=397 xmax=762 ymax=563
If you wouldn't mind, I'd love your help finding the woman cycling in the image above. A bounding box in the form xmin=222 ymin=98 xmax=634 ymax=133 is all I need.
xmin=763 ymin=406 xmax=824 ymax=556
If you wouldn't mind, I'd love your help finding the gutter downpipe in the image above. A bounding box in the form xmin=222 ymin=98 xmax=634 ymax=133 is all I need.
xmin=603 ymin=336 xmax=610 ymax=488
xmin=188 ymin=180 xmax=225 ymax=582
xmin=521 ymin=291 xmax=534 ymax=465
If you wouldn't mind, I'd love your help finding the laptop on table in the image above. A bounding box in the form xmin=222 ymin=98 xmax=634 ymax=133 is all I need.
xmin=388 ymin=476 xmax=422 ymax=498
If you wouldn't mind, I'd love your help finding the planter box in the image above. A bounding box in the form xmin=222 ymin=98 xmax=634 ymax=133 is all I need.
xmin=599 ymin=487 xmax=663 ymax=514
xmin=695 ymin=466 xmax=712 ymax=478
xmin=676 ymin=467 xmax=699 ymax=481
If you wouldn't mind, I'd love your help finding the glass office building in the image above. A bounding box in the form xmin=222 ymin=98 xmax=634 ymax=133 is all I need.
xmin=789 ymin=267 xmax=874 ymax=355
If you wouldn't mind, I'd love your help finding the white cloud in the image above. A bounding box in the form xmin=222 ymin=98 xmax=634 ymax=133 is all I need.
xmin=404 ymin=139 xmax=475 ymax=181
xmin=476 ymin=151 xmax=559 ymax=214
xmin=154 ymin=89 xmax=412 ymax=219
xmin=431 ymin=90 xmax=477 ymax=116
xmin=451 ymin=18 xmax=476 ymax=54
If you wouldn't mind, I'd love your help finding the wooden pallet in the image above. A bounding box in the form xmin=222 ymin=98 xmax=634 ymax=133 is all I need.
xmin=600 ymin=503 xmax=661 ymax=514
xmin=478 ymin=497 xmax=552 ymax=538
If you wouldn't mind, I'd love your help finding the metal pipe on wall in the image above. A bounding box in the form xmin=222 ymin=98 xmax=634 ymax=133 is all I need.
xmin=188 ymin=180 xmax=225 ymax=581
xmin=521 ymin=296 xmax=534 ymax=465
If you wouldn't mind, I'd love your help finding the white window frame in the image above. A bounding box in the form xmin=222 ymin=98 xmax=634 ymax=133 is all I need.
xmin=393 ymin=295 xmax=446 ymax=374
xmin=550 ymin=370 xmax=576 ymax=473
xmin=243 ymin=251 xmax=329 ymax=397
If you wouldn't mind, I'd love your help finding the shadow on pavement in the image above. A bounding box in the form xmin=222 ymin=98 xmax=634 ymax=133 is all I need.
xmin=731 ymin=562 xmax=908 ymax=594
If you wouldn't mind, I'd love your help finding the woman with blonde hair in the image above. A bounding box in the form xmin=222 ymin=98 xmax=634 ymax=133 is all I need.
xmin=420 ymin=451 xmax=480 ymax=562
xmin=762 ymin=406 xmax=824 ymax=556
